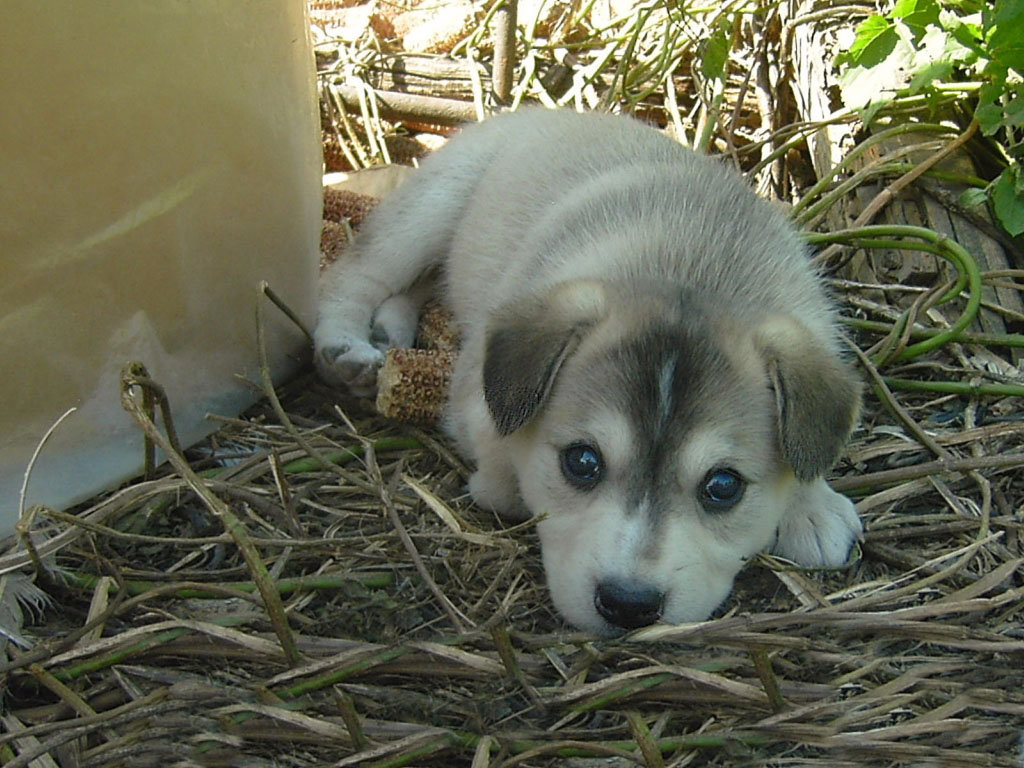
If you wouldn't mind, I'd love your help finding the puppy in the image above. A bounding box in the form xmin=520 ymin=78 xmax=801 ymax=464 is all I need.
xmin=315 ymin=109 xmax=862 ymax=636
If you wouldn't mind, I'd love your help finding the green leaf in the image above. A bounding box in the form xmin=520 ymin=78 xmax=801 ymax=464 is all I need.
xmin=976 ymin=82 xmax=1006 ymax=136
xmin=892 ymin=0 xmax=941 ymax=36
xmin=959 ymin=187 xmax=988 ymax=209
xmin=907 ymin=60 xmax=954 ymax=94
xmin=941 ymin=16 xmax=983 ymax=63
xmin=1007 ymin=86 xmax=1024 ymax=115
xmin=903 ymin=26 xmax=954 ymax=90
xmin=948 ymin=21 xmax=987 ymax=66
xmin=839 ymin=15 xmax=898 ymax=68
xmin=987 ymin=0 xmax=1024 ymax=72
xmin=860 ymin=98 xmax=892 ymax=127
xmin=945 ymin=0 xmax=985 ymax=13
xmin=701 ymin=21 xmax=729 ymax=80
xmin=992 ymin=166 xmax=1024 ymax=236
xmin=977 ymin=103 xmax=1005 ymax=135
xmin=1005 ymin=88 xmax=1024 ymax=127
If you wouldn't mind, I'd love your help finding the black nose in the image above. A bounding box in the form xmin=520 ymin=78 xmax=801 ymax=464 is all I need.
xmin=594 ymin=580 xmax=664 ymax=629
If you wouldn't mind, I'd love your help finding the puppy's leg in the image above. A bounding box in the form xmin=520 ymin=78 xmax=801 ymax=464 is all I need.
xmin=370 ymin=275 xmax=435 ymax=350
xmin=316 ymin=219 xmax=442 ymax=394
xmin=468 ymin=441 xmax=527 ymax=521
xmin=315 ymin=141 xmax=493 ymax=393
xmin=444 ymin=342 xmax=529 ymax=521
xmin=772 ymin=478 xmax=862 ymax=566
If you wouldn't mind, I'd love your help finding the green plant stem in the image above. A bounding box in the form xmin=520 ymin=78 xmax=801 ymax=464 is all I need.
xmin=793 ymin=122 xmax=957 ymax=219
xmin=52 ymin=614 xmax=253 ymax=682
xmin=885 ymin=164 xmax=987 ymax=188
xmin=470 ymin=728 xmax=768 ymax=760
xmin=280 ymin=437 xmax=422 ymax=474
xmin=805 ymin=225 xmax=982 ymax=363
xmin=746 ymin=93 xmax=959 ymax=180
xmin=192 ymin=436 xmax=422 ymax=480
xmin=882 ymin=377 xmax=1024 ymax=398
xmin=841 ymin=316 xmax=1024 ymax=349
xmin=838 ymin=238 xmax=969 ymax=301
xmin=570 ymin=672 xmax=675 ymax=713
xmin=356 ymin=726 xmax=769 ymax=767
xmin=798 ymin=158 xmax=962 ymax=228
xmin=278 ymin=647 xmax=411 ymax=699
xmin=363 ymin=736 xmax=457 ymax=768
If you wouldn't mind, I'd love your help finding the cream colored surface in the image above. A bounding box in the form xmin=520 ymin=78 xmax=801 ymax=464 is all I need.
xmin=0 ymin=2 xmax=322 ymax=530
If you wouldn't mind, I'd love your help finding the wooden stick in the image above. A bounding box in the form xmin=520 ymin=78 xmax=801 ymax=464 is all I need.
xmin=331 ymin=85 xmax=479 ymax=125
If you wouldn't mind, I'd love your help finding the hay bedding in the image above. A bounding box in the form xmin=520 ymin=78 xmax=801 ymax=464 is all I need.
xmin=5 ymin=357 xmax=1024 ymax=768
xmin=5 ymin=5 xmax=1024 ymax=768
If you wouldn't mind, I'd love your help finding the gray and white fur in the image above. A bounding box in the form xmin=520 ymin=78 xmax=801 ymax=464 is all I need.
xmin=315 ymin=109 xmax=862 ymax=635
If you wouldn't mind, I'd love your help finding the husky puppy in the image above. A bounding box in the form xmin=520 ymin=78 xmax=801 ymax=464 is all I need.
xmin=315 ymin=109 xmax=861 ymax=635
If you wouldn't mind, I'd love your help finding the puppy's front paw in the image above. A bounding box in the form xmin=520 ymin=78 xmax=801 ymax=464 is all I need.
xmin=772 ymin=479 xmax=862 ymax=567
xmin=370 ymin=294 xmax=420 ymax=351
xmin=314 ymin=336 xmax=385 ymax=396
xmin=468 ymin=468 xmax=529 ymax=522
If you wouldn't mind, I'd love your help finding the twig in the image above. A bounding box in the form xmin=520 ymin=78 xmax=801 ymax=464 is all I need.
xmin=749 ymin=646 xmax=787 ymax=714
xmin=845 ymin=339 xmax=949 ymax=459
xmin=490 ymin=622 xmax=544 ymax=710
xmin=121 ymin=366 xmax=184 ymax=459
xmin=254 ymin=282 xmax=381 ymax=494
xmin=261 ymin=282 xmax=313 ymax=345
xmin=120 ymin=363 xmax=302 ymax=667
xmin=492 ymin=0 xmax=518 ymax=104
xmin=625 ymin=710 xmax=666 ymax=768
xmin=376 ymin=456 xmax=469 ymax=634
xmin=0 ymin=584 xmax=129 ymax=676
xmin=830 ymin=453 xmax=1024 ymax=493
xmin=808 ymin=226 xmax=982 ymax=363
xmin=333 ymin=686 xmax=369 ymax=750
xmin=330 ymin=85 xmax=479 ymax=125
xmin=18 ymin=407 xmax=77 ymax=520
xmin=852 ymin=119 xmax=979 ymax=228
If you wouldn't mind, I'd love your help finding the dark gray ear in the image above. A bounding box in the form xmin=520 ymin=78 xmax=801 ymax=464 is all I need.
xmin=483 ymin=281 xmax=607 ymax=435
xmin=756 ymin=318 xmax=861 ymax=481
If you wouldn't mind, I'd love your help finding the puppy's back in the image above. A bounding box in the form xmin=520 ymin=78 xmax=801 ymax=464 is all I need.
xmin=438 ymin=110 xmax=834 ymax=347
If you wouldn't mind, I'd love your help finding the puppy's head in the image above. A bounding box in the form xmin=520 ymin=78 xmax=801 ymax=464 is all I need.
xmin=483 ymin=280 xmax=860 ymax=635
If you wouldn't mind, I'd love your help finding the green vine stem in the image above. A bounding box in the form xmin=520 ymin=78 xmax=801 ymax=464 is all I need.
xmin=806 ymin=225 xmax=982 ymax=364
xmin=841 ymin=317 xmax=1024 ymax=350
xmin=747 ymin=92 xmax=961 ymax=180
xmin=792 ymin=122 xmax=957 ymax=222
xmin=280 ymin=437 xmax=422 ymax=474
xmin=882 ymin=377 xmax=1024 ymax=398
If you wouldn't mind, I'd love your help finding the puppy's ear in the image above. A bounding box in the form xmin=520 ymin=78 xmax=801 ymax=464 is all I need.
xmin=484 ymin=281 xmax=607 ymax=435
xmin=755 ymin=317 xmax=861 ymax=481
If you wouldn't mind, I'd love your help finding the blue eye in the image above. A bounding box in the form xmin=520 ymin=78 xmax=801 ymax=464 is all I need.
xmin=701 ymin=469 xmax=745 ymax=511
xmin=561 ymin=443 xmax=603 ymax=489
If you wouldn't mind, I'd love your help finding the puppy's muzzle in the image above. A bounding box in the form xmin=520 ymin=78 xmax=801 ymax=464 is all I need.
xmin=594 ymin=579 xmax=664 ymax=630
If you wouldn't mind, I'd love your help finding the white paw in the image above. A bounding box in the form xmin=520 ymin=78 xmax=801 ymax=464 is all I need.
xmin=313 ymin=334 xmax=385 ymax=396
xmin=314 ymin=293 xmax=424 ymax=396
xmin=468 ymin=468 xmax=528 ymax=521
xmin=370 ymin=294 xmax=420 ymax=351
xmin=772 ymin=479 xmax=862 ymax=567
